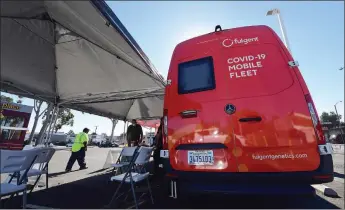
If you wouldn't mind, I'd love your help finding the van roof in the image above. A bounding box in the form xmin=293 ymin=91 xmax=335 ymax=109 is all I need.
xmin=175 ymin=25 xmax=275 ymax=49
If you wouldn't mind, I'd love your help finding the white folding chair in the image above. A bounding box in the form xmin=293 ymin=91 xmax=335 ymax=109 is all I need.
xmin=0 ymin=149 xmax=39 ymax=209
xmin=107 ymin=147 xmax=154 ymax=209
xmin=26 ymin=147 xmax=55 ymax=193
xmin=6 ymin=145 xmax=40 ymax=184
xmin=7 ymin=147 xmax=55 ymax=193
xmin=134 ymin=146 xmax=154 ymax=174
xmin=111 ymin=147 xmax=138 ymax=175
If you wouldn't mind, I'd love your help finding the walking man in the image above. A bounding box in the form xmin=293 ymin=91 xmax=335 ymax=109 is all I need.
xmin=65 ymin=128 xmax=90 ymax=172
xmin=126 ymin=119 xmax=143 ymax=146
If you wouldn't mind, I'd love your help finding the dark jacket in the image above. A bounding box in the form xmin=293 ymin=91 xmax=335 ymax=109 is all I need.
xmin=127 ymin=124 xmax=143 ymax=143
xmin=155 ymin=124 xmax=163 ymax=149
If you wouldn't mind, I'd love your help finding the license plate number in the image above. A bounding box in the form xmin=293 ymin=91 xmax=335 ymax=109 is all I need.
xmin=187 ymin=150 xmax=214 ymax=165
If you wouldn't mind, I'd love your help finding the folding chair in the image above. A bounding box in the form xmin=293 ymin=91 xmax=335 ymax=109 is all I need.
xmin=5 ymin=145 xmax=41 ymax=184
xmin=0 ymin=149 xmax=39 ymax=209
xmin=7 ymin=147 xmax=55 ymax=193
xmin=107 ymin=147 xmax=154 ymax=209
xmin=111 ymin=146 xmax=138 ymax=175
xmin=135 ymin=147 xmax=154 ymax=174
xmin=26 ymin=147 xmax=55 ymax=193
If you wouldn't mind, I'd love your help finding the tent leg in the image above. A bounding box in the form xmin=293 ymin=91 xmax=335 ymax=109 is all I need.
xmin=45 ymin=107 xmax=55 ymax=146
xmin=45 ymin=107 xmax=59 ymax=146
xmin=110 ymin=119 xmax=118 ymax=142
xmin=36 ymin=104 xmax=54 ymax=146
xmin=123 ymin=120 xmax=127 ymax=146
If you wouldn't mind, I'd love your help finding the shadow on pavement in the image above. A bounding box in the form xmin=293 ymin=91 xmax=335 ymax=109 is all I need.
xmin=334 ymin=172 xmax=345 ymax=179
xmin=88 ymin=168 xmax=110 ymax=175
xmin=48 ymin=171 xmax=68 ymax=178
xmin=48 ymin=169 xmax=81 ymax=178
xmin=4 ymin=172 xmax=121 ymax=209
xmin=2 ymin=165 xmax=341 ymax=209
xmin=140 ymin=193 xmax=341 ymax=209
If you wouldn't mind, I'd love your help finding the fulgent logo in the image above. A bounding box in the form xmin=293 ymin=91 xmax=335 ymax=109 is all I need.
xmin=222 ymin=37 xmax=259 ymax=48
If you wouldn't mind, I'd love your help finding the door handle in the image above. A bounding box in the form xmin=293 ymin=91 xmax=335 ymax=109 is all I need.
xmin=180 ymin=110 xmax=198 ymax=118
xmin=239 ymin=117 xmax=262 ymax=122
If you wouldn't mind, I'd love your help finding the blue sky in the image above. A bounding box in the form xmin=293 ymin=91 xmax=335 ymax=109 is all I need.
xmin=2 ymin=1 xmax=344 ymax=136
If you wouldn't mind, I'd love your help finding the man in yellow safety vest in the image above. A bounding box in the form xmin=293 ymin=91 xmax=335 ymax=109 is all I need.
xmin=65 ymin=128 xmax=90 ymax=172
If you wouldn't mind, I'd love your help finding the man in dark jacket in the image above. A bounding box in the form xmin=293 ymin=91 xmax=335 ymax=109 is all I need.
xmin=126 ymin=119 xmax=143 ymax=147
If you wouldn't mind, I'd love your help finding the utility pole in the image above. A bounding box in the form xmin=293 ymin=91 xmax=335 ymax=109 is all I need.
xmin=334 ymin=101 xmax=344 ymax=144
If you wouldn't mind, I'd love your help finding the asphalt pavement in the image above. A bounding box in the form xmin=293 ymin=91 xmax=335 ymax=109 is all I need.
xmin=1 ymin=147 xmax=344 ymax=209
xmin=314 ymin=153 xmax=344 ymax=209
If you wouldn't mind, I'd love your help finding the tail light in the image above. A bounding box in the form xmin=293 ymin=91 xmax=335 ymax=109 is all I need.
xmin=305 ymin=94 xmax=326 ymax=145
xmin=163 ymin=109 xmax=168 ymax=148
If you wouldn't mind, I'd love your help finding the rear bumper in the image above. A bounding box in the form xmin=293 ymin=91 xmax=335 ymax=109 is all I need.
xmin=161 ymin=154 xmax=334 ymax=192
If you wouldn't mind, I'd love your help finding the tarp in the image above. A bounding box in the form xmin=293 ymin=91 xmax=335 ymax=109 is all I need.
xmin=1 ymin=0 xmax=165 ymax=120
xmin=137 ymin=119 xmax=160 ymax=129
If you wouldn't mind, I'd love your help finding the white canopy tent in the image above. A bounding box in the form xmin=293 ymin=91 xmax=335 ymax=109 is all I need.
xmin=1 ymin=0 xmax=166 ymax=122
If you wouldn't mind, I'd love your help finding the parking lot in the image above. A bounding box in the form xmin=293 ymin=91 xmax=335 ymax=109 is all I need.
xmin=2 ymin=147 xmax=344 ymax=209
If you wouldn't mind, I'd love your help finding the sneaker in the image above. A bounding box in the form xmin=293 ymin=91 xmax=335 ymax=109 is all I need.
xmin=65 ymin=169 xmax=71 ymax=172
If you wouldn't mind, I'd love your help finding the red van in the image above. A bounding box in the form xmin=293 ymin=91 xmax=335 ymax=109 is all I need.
xmin=160 ymin=25 xmax=334 ymax=197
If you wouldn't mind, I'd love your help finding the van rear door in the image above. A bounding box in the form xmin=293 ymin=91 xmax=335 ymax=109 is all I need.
xmin=166 ymin=48 xmax=238 ymax=173
xmin=221 ymin=41 xmax=321 ymax=172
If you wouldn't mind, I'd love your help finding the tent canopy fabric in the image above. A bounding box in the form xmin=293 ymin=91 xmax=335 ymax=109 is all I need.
xmin=1 ymin=0 xmax=165 ymax=120
xmin=137 ymin=119 xmax=161 ymax=129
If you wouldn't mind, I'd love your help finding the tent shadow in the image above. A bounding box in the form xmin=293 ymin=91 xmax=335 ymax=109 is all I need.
xmin=48 ymin=169 xmax=79 ymax=178
xmin=2 ymin=162 xmax=341 ymax=209
xmin=88 ymin=168 xmax=111 ymax=175
xmin=2 ymin=162 xmax=155 ymax=209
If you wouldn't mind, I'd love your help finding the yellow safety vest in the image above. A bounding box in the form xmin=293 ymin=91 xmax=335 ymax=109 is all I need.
xmin=71 ymin=132 xmax=88 ymax=152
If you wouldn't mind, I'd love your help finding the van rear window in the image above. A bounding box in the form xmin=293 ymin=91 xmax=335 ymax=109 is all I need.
xmin=178 ymin=56 xmax=215 ymax=94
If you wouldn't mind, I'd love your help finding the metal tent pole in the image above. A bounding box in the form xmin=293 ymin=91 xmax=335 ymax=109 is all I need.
xmin=45 ymin=107 xmax=55 ymax=146
xmin=123 ymin=120 xmax=127 ymax=146
xmin=36 ymin=104 xmax=54 ymax=146
xmin=45 ymin=106 xmax=60 ymax=146
xmin=110 ymin=119 xmax=118 ymax=142
xmin=125 ymin=121 xmax=128 ymax=143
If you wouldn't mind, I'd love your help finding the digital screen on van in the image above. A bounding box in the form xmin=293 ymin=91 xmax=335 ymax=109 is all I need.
xmin=178 ymin=56 xmax=215 ymax=94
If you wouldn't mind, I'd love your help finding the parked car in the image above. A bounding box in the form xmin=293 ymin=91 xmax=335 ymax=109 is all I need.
xmin=99 ymin=140 xmax=118 ymax=148
xmin=330 ymin=134 xmax=345 ymax=144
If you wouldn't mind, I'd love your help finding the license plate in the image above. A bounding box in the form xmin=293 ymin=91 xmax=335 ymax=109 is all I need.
xmin=187 ymin=150 xmax=214 ymax=165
